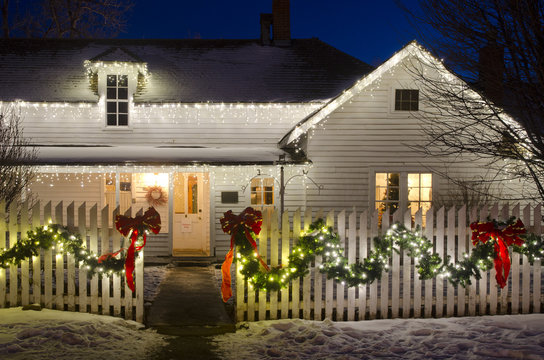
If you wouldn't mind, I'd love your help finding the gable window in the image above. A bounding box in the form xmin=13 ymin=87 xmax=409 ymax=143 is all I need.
xmin=375 ymin=172 xmax=432 ymax=225
xmin=106 ymin=74 xmax=129 ymax=126
xmin=251 ymin=177 xmax=274 ymax=207
xmin=394 ymin=89 xmax=419 ymax=111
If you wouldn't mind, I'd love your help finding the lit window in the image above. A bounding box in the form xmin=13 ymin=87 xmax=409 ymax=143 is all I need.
xmin=251 ymin=177 xmax=274 ymax=206
xmin=395 ymin=89 xmax=419 ymax=111
xmin=106 ymin=74 xmax=129 ymax=126
xmin=375 ymin=172 xmax=400 ymax=217
xmin=375 ymin=172 xmax=432 ymax=225
xmin=408 ymin=173 xmax=432 ymax=221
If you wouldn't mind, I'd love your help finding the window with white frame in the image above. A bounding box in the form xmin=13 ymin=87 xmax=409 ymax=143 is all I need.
xmin=250 ymin=177 xmax=274 ymax=207
xmin=394 ymin=89 xmax=419 ymax=111
xmin=106 ymin=74 xmax=129 ymax=126
xmin=375 ymin=172 xmax=432 ymax=225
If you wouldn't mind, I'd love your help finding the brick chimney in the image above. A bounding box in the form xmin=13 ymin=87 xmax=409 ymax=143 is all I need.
xmin=272 ymin=0 xmax=291 ymax=46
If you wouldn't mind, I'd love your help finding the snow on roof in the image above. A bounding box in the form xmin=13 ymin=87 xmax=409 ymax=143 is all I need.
xmin=281 ymin=41 xmax=429 ymax=146
xmin=0 ymin=39 xmax=372 ymax=104
xmin=27 ymin=145 xmax=295 ymax=165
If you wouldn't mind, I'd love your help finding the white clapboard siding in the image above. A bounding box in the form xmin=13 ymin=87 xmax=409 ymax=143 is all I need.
xmin=235 ymin=205 xmax=543 ymax=322
xmin=0 ymin=202 xmax=144 ymax=323
xmin=20 ymin=104 xmax=320 ymax=148
xmin=304 ymin=60 xmax=529 ymax=224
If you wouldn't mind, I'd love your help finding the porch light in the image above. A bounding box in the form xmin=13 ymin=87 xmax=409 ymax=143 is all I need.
xmin=143 ymin=173 xmax=168 ymax=188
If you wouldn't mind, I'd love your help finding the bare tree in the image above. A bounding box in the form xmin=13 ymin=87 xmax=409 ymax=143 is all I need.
xmin=0 ymin=104 xmax=37 ymax=207
xmin=1 ymin=0 xmax=133 ymax=38
xmin=400 ymin=0 xmax=544 ymax=203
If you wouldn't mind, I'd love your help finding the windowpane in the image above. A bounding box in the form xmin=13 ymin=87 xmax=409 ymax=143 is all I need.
xmin=107 ymin=75 xmax=116 ymax=86
xmin=118 ymin=75 xmax=128 ymax=87
xmin=187 ymin=175 xmax=198 ymax=214
xmin=107 ymin=101 xmax=117 ymax=113
xmin=118 ymin=114 xmax=128 ymax=126
xmin=408 ymin=173 xmax=419 ymax=188
xmin=107 ymin=114 xmax=117 ymax=126
xmin=421 ymin=188 xmax=432 ymax=201
xmin=421 ymin=174 xmax=432 ymax=187
xmin=118 ymin=102 xmax=128 ymax=114
xmin=375 ymin=173 xmax=387 ymax=187
xmin=107 ymin=88 xmax=116 ymax=99
xmin=118 ymin=87 xmax=128 ymax=100
xmin=376 ymin=186 xmax=386 ymax=201
xmin=264 ymin=192 xmax=274 ymax=205
xmin=388 ymin=173 xmax=400 ymax=187
xmin=408 ymin=189 xmax=419 ymax=201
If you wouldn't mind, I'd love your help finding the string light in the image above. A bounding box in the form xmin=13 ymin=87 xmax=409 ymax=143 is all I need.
xmin=231 ymin=216 xmax=543 ymax=292
xmin=0 ymin=223 xmax=133 ymax=277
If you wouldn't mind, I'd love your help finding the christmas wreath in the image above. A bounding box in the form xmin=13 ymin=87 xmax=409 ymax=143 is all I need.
xmin=0 ymin=207 xmax=161 ymax=292
xmin=220 ymin=208 xmax=544 ymax=302
xmin=145 ymin=185 xmax=167 ymax=207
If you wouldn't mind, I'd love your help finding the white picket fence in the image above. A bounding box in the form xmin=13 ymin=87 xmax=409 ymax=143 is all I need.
xmin=235 ymin=204 xmax=543 ymax=322
xmin=0 ymin=201 xmax=144 ymax=322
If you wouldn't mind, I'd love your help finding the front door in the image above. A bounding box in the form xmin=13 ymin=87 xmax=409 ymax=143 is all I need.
xmin=172 ymin=172 xmax=210 ymax=256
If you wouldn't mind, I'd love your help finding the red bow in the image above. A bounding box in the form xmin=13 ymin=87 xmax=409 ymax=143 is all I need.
xmin=220 ymin=207 xmax=268 ymax=302
xmin=470 ymin=219 xmax=526 ymax=288
xmin=115 ymin=207 xmax=161 ymax=291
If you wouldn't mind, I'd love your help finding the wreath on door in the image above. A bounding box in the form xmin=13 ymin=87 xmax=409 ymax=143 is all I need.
xmin=145 ymin=185 xmax=167 ymax=207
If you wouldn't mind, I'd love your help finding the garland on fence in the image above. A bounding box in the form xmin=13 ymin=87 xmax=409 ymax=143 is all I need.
xmin=220 ymin=208 xmax=544 ymax=302
xmin=0 ymin=207 xmax=161 ymax=292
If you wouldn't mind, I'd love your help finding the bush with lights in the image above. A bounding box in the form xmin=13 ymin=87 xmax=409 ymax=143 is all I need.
xmin=220 ymin=208 xmax=544 ymax=302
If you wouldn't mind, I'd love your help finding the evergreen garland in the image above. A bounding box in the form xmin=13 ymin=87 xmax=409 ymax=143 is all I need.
xmin=232 ymin=217 xmax=544 ymax=292
xmin=0 ymin=222 xmax=130 ymax=276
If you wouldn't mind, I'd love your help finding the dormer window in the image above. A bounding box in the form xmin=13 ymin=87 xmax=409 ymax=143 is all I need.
xmin=106 ymin=74 xmax=129 ymax=126
xmin=85 ymin=47 xmax=148 ymax=130
xmin=394 ymin=89 xmax=419 ymax=111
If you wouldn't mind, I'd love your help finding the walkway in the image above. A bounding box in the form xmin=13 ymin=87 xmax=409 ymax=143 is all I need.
xmin=146 ymin=266 xmax=235 ymax=337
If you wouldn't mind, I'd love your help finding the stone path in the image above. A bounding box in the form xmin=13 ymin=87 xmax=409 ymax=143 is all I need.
xmin=146 ymin=266 xmax=234 ymax=336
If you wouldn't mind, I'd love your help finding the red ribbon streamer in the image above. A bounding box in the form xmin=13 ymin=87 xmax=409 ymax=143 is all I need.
xmin=220 ymin=207 xmax=268 ymax=302
xmin=470 ymin=219 xmax=526 ymax=288
xmin=115 ymin=207 xmax=161 ymax=292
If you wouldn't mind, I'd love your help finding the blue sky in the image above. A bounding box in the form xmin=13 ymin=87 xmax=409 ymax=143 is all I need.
xmin=121 ymin=0 xmax=420 ymax=66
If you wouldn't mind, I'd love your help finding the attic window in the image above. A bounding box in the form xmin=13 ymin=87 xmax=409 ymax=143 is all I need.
xmin=106 ymin=75 xmax=129 ymax=126
xmin=394 ymin=89 xmax=419 ymax=111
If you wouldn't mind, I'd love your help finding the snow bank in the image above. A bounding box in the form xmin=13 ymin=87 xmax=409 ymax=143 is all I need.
xmin=144 ymin=265 xmax=170 ymax=302
xmin=0 ymin=308 xmax=168 ymax=360
xmin=212 ymin=314 xmax=544 ymax=360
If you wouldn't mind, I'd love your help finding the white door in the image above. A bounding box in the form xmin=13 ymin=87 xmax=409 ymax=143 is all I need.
xmin=172 ymin=172 xmax=209 ymax=256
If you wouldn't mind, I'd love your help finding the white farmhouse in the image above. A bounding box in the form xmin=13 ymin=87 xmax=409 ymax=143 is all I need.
xmin=0 ymin=0 xmax=530 ymax=259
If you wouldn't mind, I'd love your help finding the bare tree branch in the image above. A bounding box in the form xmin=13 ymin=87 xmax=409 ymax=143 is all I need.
xmin=400 ymin=0 xmax=544 ymax=203
xmin=0 ymin=104 xmax=37 ymax=207
xmin=1 ymin=0 xmax=133 ymax=38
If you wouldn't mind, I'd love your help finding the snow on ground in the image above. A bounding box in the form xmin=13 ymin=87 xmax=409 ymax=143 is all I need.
xmin=212 ymin=314 xmax=544 ymax=360
xmin=0 ymin=307 xmax=168 ymax=360
xmin=144 ymin=265 xmax=171 ymax=303
xmin=1 ymin=264 xmax=542 ymax=359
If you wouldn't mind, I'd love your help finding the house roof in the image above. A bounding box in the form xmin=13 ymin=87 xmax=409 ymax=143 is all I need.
xmin=280 ymin=41 xmax=444 ymax=146
xmin=0 ymin=38 xmax=372 ymax=104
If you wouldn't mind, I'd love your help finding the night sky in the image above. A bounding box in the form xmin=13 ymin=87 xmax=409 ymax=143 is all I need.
xmin=120 ymin=0 xmax=420 ymax=66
